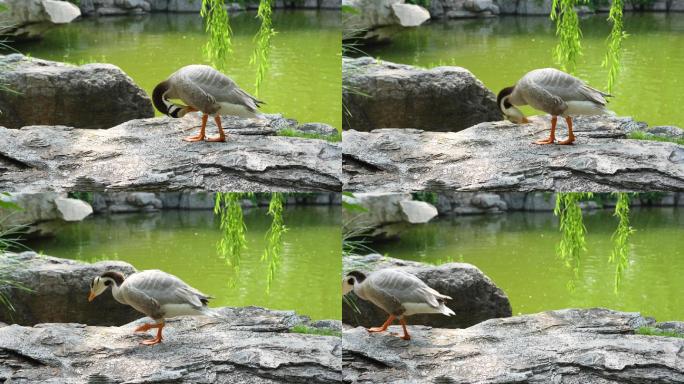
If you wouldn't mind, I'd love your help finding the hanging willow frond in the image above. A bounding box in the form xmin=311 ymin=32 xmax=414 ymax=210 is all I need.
xmin=609 ymin=192 xmax=635 ymax=294
xmin=250 ymin=0 xmax=276 ymax=96
xmin=550 ymin=0 xmax=586 ymax=73
xmin=261 ymin=193 xmax=286 ymax=294
xmin=554 ymin=192 xmax=592 ymax=291
xmin=602 ymin=0 xmax=627 ymax=92
xmin=215 ymin=192 xmax=248 ymax=283
xmin=201 ymin=0 xmax=233 ymax=71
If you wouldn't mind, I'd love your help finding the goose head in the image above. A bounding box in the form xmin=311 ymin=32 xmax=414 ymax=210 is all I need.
xmin=88 ymin=271 xmax=125 ymax=302
xmin=152 ymin=81 xmax=190 ymax=118
xmin=343 ymin=270 xmax=367 ymax=295
xmin=497 ymin=86 xmax=529 ymax=124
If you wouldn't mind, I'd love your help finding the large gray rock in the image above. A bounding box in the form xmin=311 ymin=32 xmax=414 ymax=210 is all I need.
xmin=343 ymin=116 xmax=684 ymax=192
xmin=343 ymin=57 xmax=501 ymax=131
xmin=343 ymin=308 xmax=684 ymax=383
xmin=0 ymin=0 xmax=80 ymax=40
xmin=0 ymin=115 xmax=342 ymax=192
xmin=0 ymin=306 xmax=341 ymax=383
xmin=0 ymin=54 xmax=154 ymax=129
xmin=342 ymin=254 xmax=511 ymax=328
xmin=0 ymin=252 xmax=138 ymax=326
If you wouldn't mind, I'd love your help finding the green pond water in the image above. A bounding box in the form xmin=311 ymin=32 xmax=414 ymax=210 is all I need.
xmin=25 ymin=206 xmax=341 ymax=321
xmin=376 ymin=207 xmax=684 ymax=322
xmin=14 ymin=10 xmax=341 ymax=130
xmin=365 ymin=13 xmax=684 ymax=127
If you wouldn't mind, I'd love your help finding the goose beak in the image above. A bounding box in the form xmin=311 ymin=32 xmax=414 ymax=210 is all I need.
xmin=522 ymin=117 xmax=530 ymax=124
xmin=88 ymin=291 xmax=97 ymax=302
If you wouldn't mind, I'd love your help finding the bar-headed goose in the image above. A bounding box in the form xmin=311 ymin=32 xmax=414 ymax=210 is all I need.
xmin=152 ymin=65 xmax=264 ymax=143
xmin=497 ymin=68 xmax=613 ymax=145
xmin=343 ymin=269 xmax=455 ymax=340
xmin=88 ymin=270 xmax=217 ymax=345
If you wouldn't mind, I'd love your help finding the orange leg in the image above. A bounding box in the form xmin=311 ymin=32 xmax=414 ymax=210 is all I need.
xmin=535 ymin=116 xmax=556 ymax=145
xmin=557 ymin=116 xmax=576 ymax=145
xmin=399 ymin=317 xmax=411 ymax=340
xmin=135 ymin=322 xmax=164 ymax=346
xmin=207 ymin=115 xmax=227 ymax=142
xmin=368 ymin=314 xmax=395 ymax=333
xmin=184 ymin=114 xmax=208 ymax=142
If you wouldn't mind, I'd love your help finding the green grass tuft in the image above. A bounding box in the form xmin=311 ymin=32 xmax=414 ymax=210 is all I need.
xmin=290 ymin=324 xmax=341 ymax=337
xmin=636 ymin=326 xmax=684 ymax=339
xmin=627 ymin=131 xmax=684 ymax=146
xmin=277 ymin=129 xmax=341 ymax=142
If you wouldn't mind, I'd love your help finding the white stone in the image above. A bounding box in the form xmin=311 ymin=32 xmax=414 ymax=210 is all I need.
xmin=42 ymin=0 xmax=81 ymax=23
xmin=391 ymin=3 xmax=431 ymax=27
xmin=399 ymin=200 xmax=438 ymax=223
xmin=54 ymin=198 xmax=93 ymax=222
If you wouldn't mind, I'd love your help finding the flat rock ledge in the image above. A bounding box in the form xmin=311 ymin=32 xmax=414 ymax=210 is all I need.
xmin=343 ymin=308 xmax=684 ymax=383
xmin=0 ymin=306 xmax=342 ymax=383
xmin=0 ymin=115 xmax=342 ymax=192
xmin=343 ymin=116 xmax=684 ymax=192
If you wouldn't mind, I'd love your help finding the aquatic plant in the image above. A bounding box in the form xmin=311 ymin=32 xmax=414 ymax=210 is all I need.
xmin=341 ymin=192 xmax=373 ymax=317
xmin=554 ymin=192 xmax=592 ymax=290
xmin=0 ymin=195 xmax=32 ymax=316
xmin=201 ymin=0 xmax=233 ymax=71
xmin=261 ymin=192 xmax=286 ymax=294
xmin=609 ymin=192 xmax=634 ymax=294
xmin=251 ymin=0 xmax=276 ymax=96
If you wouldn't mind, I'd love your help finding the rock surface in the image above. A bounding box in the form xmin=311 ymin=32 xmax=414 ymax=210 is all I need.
xmin=0 ymin=252 xmax=138 ymax=326
xmin=343 ymin=57 xmax=501 ymax=131
xmin=0 ymin=54 xmax=153 ymax=129
xmin=343 ymin=308 xmax=684 ymax=383
xmin=343 ymin=116 xmax=684 ymax=192
xmin=0 ymin=306 xmax=342 ymax=383
xmin=0 ymin=115 xmax=342 ymax=192
xmin=429 ymin=0 xmax=500 ymax=18
xmin=0 ymin=0 xmax=81 ymax=40
xmin=342 ymin=254 xmax=511 ymax=329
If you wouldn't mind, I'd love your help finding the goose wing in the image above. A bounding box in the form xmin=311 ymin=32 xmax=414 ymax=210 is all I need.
xmin=368 ymin=269 xmax=445 ymax=310
xmin=173 ymin=65 xmax=263 ymax=113
xmin=525 ymin=68 xmax=609 ymax=105
xmin=123 ymin=270 xmax=210 ymax=312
